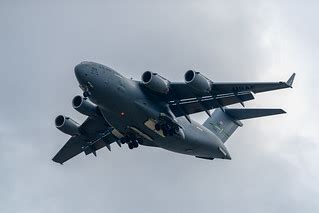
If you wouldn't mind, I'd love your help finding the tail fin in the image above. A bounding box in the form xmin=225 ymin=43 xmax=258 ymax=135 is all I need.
xmin=203 ymin=108 xmax=286 ymax=143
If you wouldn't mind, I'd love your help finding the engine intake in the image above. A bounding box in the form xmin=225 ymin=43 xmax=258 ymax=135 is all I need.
xmin=72 ymin=95 xmax=100 ymax=117
xmin=55 ymin=115 xmax=80 ymax=136
xmin=141 ymin=71 xmax=170 ymax=94
xmin=184 ymin=70 xmax=212 ymax=93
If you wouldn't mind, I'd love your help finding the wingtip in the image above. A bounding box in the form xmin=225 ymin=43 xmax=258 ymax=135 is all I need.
xmin=286 ymin=73 xmax=296 ymax=88
xmin=52 ymin=158 xmax=63 ymax=165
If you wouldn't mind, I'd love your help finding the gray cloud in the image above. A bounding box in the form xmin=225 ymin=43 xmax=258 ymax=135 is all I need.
xmin=0 ymin=0 xmax=318 ymax=212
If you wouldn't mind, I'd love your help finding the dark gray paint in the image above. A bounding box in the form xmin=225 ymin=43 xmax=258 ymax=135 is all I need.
xmin=53 ymin=61 xmax=292 ymax=163
xmin=0 ymin=1 xmax=317 ymax=212
xmin=68 ymin=62 xmax=231 ymax=160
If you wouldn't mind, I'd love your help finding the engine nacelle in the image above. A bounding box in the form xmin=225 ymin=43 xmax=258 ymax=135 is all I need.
xmin=141 ymin=71 xmax=170 ymax=94
xmin=184 ymin=70 xmax=212 ymax=93
xmin=55 ymin=115 xmax=80 ymax=136
xmin=72 ymin=95 xmax=100 ymax=117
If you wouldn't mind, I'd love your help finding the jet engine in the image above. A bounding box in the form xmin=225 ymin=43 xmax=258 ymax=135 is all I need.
xmin=55 ymin=115 xmax=80 ymax=136
xmin=141 ymin=71 xmax=170 ymax=94
xmin=72 ymin=95 xmax=100 ymax=117
xmin=184 ymin=70 xmax=212 ymax=93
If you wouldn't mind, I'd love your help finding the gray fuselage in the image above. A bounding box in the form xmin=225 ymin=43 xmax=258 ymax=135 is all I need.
xmin=74 ymin=61 xmax=230 ymax=160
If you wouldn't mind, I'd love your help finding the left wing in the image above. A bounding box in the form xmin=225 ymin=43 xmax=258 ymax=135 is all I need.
xmin=211 ymin=73 xmax=295 ymax=95
xmin=167 ymin=73 xmax=295 ymax=100
xmin=166 ymin=73 xmax=295 ymax=117
xmin=52 ymin=117 xmax=118 ymax=164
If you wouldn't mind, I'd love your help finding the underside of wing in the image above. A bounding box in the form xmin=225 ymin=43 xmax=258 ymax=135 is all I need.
xmin=169 ymin=91 xmax=254 ymax=117
xmin=165 ymin=73 xmax=294 ymax=117
xmin=52 ymin=135 xmax=87 ymax=164
xmin=52 ymin=117 xmax=118 ymax=164
xmin=224 ymin=108 xmax=286 ymax=120
xmin=211 ymin=81 xmax=291 ymax=95
xmin=167 ymin=73 xmax=295 ymax=101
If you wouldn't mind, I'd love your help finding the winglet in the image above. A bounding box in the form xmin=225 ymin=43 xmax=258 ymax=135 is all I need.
xmin=286 ymin=73 xmax=296 ymax=88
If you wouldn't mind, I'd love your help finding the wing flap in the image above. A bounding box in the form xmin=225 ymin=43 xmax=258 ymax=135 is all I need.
xmin=169 ymin=92 xmax=254 ymax=117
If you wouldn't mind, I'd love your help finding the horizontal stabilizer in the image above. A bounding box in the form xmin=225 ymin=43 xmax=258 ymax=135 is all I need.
xmin=225 ymin=108 xmax=286 ymax=120
xmin=203 ymin=108 xmax=286 ymax=143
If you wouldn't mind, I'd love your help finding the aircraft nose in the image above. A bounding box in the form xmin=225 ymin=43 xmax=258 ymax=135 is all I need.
xmin=74 ymin=63 xmax=88 ymax=83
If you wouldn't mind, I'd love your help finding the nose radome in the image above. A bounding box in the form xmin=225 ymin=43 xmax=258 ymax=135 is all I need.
xmin=74 ymin=63 xmax=84 ymax=76
xmin=74 ymin=63 xmax=88 ymax=83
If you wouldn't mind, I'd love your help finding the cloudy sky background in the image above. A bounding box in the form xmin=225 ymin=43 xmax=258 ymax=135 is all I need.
xmin=0 ymin=0 xmax=318 ymax=212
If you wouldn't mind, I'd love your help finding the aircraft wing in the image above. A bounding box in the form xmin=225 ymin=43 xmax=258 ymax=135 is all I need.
xmin=52 ymin=117 xmax=118 ymax=164
xmin=210 ymin=73 xmax=295 ymax=95
xmin=167 ymin=73 xmax=295 ymax=117
xmin=168 ymin=73 xmax=295 ymax=100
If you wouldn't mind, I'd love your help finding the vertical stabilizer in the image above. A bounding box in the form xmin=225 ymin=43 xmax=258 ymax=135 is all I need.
xmin=203 ymin=108 xmax=242 ymax=143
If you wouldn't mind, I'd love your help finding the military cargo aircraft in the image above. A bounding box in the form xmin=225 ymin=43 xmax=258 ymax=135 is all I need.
xmin=53 ymin=61 xmax=295 ymax=164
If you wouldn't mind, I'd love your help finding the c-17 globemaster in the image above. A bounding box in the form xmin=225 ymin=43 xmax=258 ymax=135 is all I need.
xmin=53 ymin=61 xmax=295 ymax=164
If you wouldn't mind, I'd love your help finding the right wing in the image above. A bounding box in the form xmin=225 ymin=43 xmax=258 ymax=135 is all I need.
xmin=52 ymin=117 xmax=118 ymax=164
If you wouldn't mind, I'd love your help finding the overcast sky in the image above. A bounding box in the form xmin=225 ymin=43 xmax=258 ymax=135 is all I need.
xmin=0 ymin=0 xmax=318 ymax=212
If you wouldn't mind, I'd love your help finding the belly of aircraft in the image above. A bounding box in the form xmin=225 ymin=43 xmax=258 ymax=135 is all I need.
xmin=99 ymin=105 xmax=224 ymax=158
xmin=96 ymin=83 xmax=224 ymax=158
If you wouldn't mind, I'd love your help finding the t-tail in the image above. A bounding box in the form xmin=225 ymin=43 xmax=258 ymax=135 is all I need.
xmin=203 ymin=108 xmax=286 ymax=143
